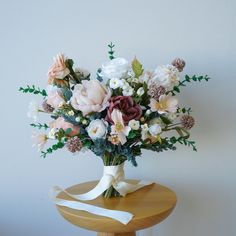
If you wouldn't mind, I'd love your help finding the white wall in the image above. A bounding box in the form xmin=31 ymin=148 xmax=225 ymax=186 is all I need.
xmin=0 ymin=0 xmax=236 ymax=235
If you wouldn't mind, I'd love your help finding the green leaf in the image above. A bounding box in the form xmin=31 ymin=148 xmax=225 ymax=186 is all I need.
xmin=160 ymin=115 xmax=172 ymax=125
xmin=132 ymin=57 xmax=144 ymax=78
xmin=128 ymin=130 xmax=137 ymax=139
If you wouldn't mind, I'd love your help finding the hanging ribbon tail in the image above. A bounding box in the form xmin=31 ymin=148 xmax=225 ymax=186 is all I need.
xmin=51 ymin=186 xmax=133 ymax=225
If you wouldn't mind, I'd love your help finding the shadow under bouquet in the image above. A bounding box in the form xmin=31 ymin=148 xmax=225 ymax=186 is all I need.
xmin=19 ymin=43 xmax=209 ymax=198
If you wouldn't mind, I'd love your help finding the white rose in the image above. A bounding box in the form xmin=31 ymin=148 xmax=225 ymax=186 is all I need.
xmin=151 ymin=64 xmax=180 ymax=90
xmin=109 ymin=78 xmax=123 ymax=89
xmin=87 ymin=119 xmax=107 ymax=139
xmin=137 ymin=87 xmax=145 ymax=96
xmin=128 ymin=119 xmax=140 ymax=130
xmin=149 ymin=124 xmax=162 ymax=136
xmin=101 ymin=58 xmax=129 ymax=79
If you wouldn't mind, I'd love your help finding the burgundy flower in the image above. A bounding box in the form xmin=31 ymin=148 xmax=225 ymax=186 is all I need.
xmin=106 ymin=96 xmax=142 ymax=124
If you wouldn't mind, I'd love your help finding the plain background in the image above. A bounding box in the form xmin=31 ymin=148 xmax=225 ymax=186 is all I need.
xmin=0 ymin=0 xmax=236 ymax=235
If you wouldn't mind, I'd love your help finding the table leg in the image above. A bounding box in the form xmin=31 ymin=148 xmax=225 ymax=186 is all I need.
xmin=97 ymin=232 xmax=136 ymax=236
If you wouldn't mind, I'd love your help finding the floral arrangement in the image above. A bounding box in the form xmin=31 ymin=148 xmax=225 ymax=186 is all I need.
xmin=20 ymin=43 xmax=209 ymax=170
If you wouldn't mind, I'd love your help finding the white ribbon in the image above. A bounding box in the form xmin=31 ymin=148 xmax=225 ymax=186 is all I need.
xmin=52 ymin=163 xmax=153 ymax=224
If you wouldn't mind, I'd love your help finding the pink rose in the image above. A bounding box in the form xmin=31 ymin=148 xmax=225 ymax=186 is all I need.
xmin=106 ymin=96 xmax=142 ymax=124
xmin=46 ymin=87 xmax=65 ymax=109
xmin=47 ymin=53 xmax=70 ymax=80
xmin=70 ymin=79 xmax=111 ymax=116
xmin=50 ymin=117 xmax=80 ymax=136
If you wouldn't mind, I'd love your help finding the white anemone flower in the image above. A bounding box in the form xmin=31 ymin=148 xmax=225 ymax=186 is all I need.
xmin=109 ymin=78 xmax=123 ymax=89
xmin=128 ymin=119 xmax=140 ymax=130
xmin=87 ymin=119 xmax=108 ymax=140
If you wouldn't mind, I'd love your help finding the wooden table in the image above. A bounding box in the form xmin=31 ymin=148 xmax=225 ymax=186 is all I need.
xmin=56 ymin=180 xmax=177 ymax=236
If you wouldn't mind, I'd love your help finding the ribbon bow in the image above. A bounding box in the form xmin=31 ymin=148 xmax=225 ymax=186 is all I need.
xmin=52 ymin=163 xmax=153 ymax=224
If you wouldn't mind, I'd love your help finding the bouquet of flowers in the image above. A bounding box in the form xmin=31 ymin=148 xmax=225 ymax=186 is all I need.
xmin=19 ymin=43 xmax=209 ymax=197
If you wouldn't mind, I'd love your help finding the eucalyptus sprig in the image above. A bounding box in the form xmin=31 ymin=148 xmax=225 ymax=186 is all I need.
xmin=19 ymin=85 xmax=47 ymax=97
xmin=41 ymin=141 xmax=65 ymax=158
xmin=108 ymin=42 xmax=115 ymax=60
xmin=169 ymin=136 xmax=197 ymax=151
xmin=172 ymin=75 xmax=210 ymax=95
xmin=30 ymin=123 xmax=49 ymax=130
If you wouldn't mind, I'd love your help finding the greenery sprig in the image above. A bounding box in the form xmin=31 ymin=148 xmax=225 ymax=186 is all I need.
xmin=41 ymin=141 xmax=65 ymax=158
xmin=30 ymin=123 xmax=49 ymax=130
xmin=108 ymin=42 xmax=115 ymax=60
xmin=177 ymin=107 xmax=193 ymax=114
xmin=19 ymin=85 xmax=47 ymax=97
xmin=169 ymin=136 xmax=197 ymax=151
xmin=172 ymin=75 xmax=210 ymax=95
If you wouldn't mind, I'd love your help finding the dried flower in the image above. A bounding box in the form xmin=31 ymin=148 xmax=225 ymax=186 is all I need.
xmin=180 ymin=115 xmax=195 ymax=129
xmin=148 ymin=83 xmax=166 ymax=100
xmin=42 ymin=100 xmax=54 ymax=113
xmin=171 ymin=58 xmax=186 ymax=72
xmin=66 ymin=136 xmax=83 ymax=153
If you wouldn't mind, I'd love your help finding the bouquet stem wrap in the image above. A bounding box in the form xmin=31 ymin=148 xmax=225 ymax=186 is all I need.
xmin=52 ymin=163 xmax=153 ymax=224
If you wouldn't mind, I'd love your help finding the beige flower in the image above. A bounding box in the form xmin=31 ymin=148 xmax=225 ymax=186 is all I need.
xmin=70 ymin=79 xmax=111 ymax=116
xmin=149 ymin=93 xmax=178 ymax=114
xmin=46 ymin=86 xmax=65 ymax=109
xmin=32 ymin=133 xmax=48 ymax=151
xmin=48 ymin=53 xmax=70 ymax=80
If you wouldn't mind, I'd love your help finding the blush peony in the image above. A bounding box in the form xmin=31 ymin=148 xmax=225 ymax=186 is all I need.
xmin=70 ymin=79 xmax=111 ymax=116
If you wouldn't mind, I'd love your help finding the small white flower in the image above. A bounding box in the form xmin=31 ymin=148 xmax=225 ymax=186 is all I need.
xmin=67 ymin=110 xmax=74 ymax=116
xmin=82 ymin=119 xmax=88 ymax=125
xmin=149 ymin=124 xmax=162 ymax=136
xmin=137 ymin=87 xmax=145 ymax=96
xmin=109 ymin=78 xmax=123 ymax=89
xmin=167 ymin=113 xmax=177 ymax=121
xmin=122 ymin=86 xmax=134 ymax=96
xmin=128 ymin=119 xmax=140 ymax=130
xmin=48 ymin=128 xmax=57 ymax=139
xmin=141 ymin=123 xmax=149 ymax=140
xmin=87 ymin=119 xmax=107 ymax=139
xmin=75 ymin=117 xmax=81 ymax=122
xmin=146 ymin=109 xmax=151 ymax=115
xmin=27 ymin=101 xmax=40 ymax=122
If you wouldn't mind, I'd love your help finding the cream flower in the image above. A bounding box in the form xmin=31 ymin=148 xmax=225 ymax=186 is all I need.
xmin=149 ymin=93 xmax=178 ymax=114
xmin=141 ymin=123 xmax=149 ymax=140
xmin=47 ymin=53 xmax=70 ymax=80
xmin=122 ymin=86 xmax=134 ymax=96
xmin=32 ymin=133 xmax=47 ymax=151
xmin=149 ymin=124 xmax=162 ymax=136
xmin=87 ymin=119 xmax=107 ymax=139
xmin=46 ymin=86 xmax=65 ymax=109
xmin=111 ymin=109 xmax=131 ymax=145
xmin=70 ymin=79 xmax=111 ymax=116
xmin=151 ymin=65 xmax=179 ymax=90
xmin=128 ymin=119 xmax=140 ymax=130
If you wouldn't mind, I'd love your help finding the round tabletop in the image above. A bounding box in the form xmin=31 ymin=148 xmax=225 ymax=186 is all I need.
xmin=56 ymin=180 xmax=177 ymax=233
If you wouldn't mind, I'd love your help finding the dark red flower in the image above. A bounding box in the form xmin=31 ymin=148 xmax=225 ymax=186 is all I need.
xmin=106 ymin=96 xmax=142 ymax=124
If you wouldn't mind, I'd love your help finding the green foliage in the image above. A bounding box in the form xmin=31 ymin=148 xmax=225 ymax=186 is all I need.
xmin=169 ymin=136 xmax=197 ymax=151
xmin=19 ymin=85 xmax=47 ymax=97
xmin=30 ymin=123 xmax=49 ymax=130
xmin=108 ymin=42 xmax=115 ymax=60
xmin=160 ymin=115 xmax=172 ymax=125
xmin=127 ymin=130 xmax=139 ymax=139
xmin=172 ymin=74 xmax=210 ymax=95
xmin=65 ymin=59 xmax=82 ymax=84
xmin=132 ymin=57 xmax=144 ymax=78
xmin=177 ymin=107 xmax=193 ymax=114
xmin=41 ymin=141 xmax=65 ymax=158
